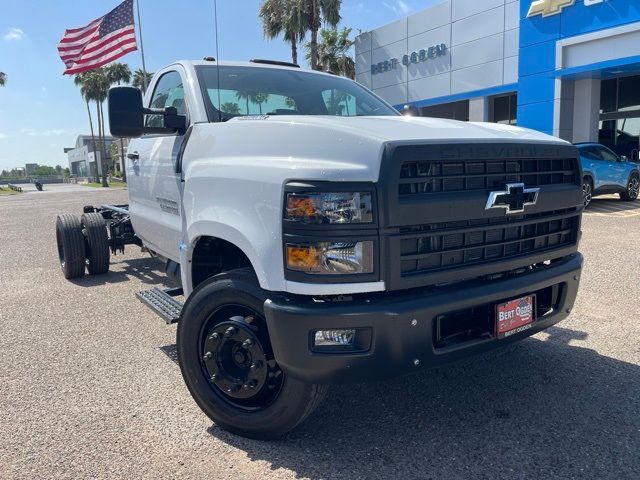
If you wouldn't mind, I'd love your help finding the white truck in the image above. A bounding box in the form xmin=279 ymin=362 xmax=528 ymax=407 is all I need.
xmin=55 ymin=59 xmax=584 ymax=439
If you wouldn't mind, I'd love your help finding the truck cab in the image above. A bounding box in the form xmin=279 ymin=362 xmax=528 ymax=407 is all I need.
xmin=56 ymin=59 xmax=584 ymax=439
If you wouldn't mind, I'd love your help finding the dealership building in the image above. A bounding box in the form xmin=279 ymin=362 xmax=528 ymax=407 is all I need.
xmin=355 ymin=0 xmax=640 ymax=158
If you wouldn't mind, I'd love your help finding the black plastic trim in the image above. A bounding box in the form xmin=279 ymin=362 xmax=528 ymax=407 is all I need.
xmin=264 ymin=253 xmax=583 ymax=383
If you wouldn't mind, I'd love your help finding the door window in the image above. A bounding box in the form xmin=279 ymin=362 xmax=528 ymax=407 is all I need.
xmin=594 ymin=146 xmax=619 ymax=162
xmin=146 ymin=71 xmax=186 ymax=128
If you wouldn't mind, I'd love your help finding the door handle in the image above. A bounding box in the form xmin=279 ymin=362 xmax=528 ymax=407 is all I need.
xmin=127 ymin=151 xmax=139 ymax=161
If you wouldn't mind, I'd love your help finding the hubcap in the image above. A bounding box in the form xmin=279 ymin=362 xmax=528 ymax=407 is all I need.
xmin=628 ymin=177 xmax=639 ymax=199
xmin=582 ymin=181 xmax=592 ymax=206
xmin=201 ymin=308 xmax=283 ymax=409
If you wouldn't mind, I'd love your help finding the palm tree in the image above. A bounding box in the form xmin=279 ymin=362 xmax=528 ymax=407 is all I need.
xmin=308 ymin=27 xmax=355 ymax=79
xmin=301 ymin=0 xmax=342 ymax=70
xmin=105 ymin=63 xmax=132 ymax=85
xmin=74 ymin=69 xmax=110 ymax=187
xmin=0 ymin=72 xmax=6 ymax=86
xmin=132 ymin=68 xmax=154 ymax=93
xmin=221 ymin=102 xmax=241 ymax=114
xmin=105 ymin=63 xmax=132 ymax=181
xmin=74 ymin=72 xmax=98 ymax=181
xmin=259 ymin=0 xmax=306 ymax=65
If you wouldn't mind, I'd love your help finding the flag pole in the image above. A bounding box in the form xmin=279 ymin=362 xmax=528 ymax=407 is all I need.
xmin=135 ymin=0 xmax=149 ymax=92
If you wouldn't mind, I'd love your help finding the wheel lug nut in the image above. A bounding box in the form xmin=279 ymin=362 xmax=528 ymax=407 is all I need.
xmin=224 ymin=327 xmax=237 ymax=338
xmin=209 ymin=332 xmax=220 ymax=341
xmin=242 ymin=339 xmax=253 ymax=349
xmin=210 ymin=373 xmax=218 ymax=381
xmin=203 ymin=351 xmax=213 ymax=361
xmin=248 ymin=380 xmax=258 ymax=390
xmin=250 ymin=361 xmax=263 ymax=371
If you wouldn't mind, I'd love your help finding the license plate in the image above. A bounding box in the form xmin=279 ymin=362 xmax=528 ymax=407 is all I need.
xmin=496 ymin=295 xmax=535 ymax=339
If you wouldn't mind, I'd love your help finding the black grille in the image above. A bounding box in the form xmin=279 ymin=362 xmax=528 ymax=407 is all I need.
xmin=399 ymin=158 xmax=578 ymax=195
xmin=399 ymin=209 xmax=580 ymax=276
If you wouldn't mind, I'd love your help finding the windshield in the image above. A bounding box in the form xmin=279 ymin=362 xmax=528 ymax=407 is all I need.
xmin=196 ymin=65 xmax=399 ymax=122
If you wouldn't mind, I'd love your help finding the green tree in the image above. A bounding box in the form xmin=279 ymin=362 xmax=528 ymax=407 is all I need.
xmin=74 ymin=69 xmax=110 ymax=187
xmin=259 ymin=0 xmax=306 ymax=65
xmin=132 ymin=68 xmax=154 ymax=93
xmin=307 ymin=27 xmax=355 ymax=79
xmin=0 ymin=71 xmax=6 ymax=86
xmin=220 ymin=102 xmax=241 ymax=114
xmin=32 ymin=165 xmax=57 ymax=176
xmin=301 ymin=0 xmax=342 ymax=70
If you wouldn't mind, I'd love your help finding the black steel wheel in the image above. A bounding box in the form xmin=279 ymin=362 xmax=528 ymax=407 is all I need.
xmin=55 ymin=214 xmax=86 ymax=279
xmin=81 ymin=212 xmax=110 ymax=275
xmin=177 ymin=268 xmax=328 ymax=439
xmin=620 ymin=174 xmax=639 ymax=201
xmin=582 ymin=177 xmax=593 ymax=208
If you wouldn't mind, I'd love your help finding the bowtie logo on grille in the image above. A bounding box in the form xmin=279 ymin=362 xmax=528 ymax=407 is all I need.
xmin=485 ymin=183 xmax=540 ymax=214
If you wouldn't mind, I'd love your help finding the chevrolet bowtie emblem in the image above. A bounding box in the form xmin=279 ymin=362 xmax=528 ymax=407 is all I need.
xmin=486 ymin=183 xmax=540 ymax=214
xmin=527 ymin=0 xmax=575 ymax=17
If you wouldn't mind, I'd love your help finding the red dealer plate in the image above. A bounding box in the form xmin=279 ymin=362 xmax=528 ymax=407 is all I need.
xmin=496 ymin=295 xmax=535 ymax=339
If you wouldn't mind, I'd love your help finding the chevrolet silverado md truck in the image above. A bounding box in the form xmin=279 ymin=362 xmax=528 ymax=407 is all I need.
xmin=55 ymin=59 xmax=583 ymax=439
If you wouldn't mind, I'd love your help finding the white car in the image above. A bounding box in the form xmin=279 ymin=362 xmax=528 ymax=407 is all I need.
xmin=55 ymin=59 xmax=584 ymax=439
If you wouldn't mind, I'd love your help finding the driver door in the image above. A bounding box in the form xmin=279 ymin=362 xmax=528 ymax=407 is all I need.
xmin=127 ymin=69 xmax=188 ymax=261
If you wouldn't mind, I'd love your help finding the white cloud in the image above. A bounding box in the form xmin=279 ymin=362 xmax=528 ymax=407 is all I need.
xmin=4 ymin=27 xmax=25 ymax=41
xmin=383 ymin=0 xmax=412 ymax=15
xmin=0 ymin=133 xmax=7 ymax=139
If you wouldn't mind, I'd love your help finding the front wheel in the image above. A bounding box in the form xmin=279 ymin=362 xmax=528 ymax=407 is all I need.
xmin=177 ymin=269 xmax=328 ymax=439
xmin=620 ymin=175 xmax=639 ymax=201
xmin=582 ymin=177 xmax=593 ymax=208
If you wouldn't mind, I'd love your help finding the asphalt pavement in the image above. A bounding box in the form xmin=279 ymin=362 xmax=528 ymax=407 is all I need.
xmin=0 ymin=184 xmax=638 ymax=479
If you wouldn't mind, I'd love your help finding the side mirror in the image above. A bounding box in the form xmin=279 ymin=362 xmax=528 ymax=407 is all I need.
xmin=621 ymin=155 xmax=629 ymax=162
xmin=109 ymin=87 xmax=144 ymax=137
xmin=108 ymin=86 xmax=187 ymax=138
xmin=402 ymin=104 xmax=418 ymax=117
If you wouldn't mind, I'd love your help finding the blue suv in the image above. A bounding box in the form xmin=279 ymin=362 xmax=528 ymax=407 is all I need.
xmin=576 ymin=143 xmax=639 ymax=208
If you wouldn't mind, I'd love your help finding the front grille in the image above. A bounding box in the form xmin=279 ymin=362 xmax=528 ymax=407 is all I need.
xmin=399 ymin=158 xmax=578 ymax=195
xmin=399 ymin=209 xmax=580 ymax=276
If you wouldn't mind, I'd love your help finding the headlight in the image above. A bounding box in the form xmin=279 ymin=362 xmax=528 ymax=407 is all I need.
xmin=286 ymin=192 xmax=373 ymax=224
xmin=286 ymin=241 xmax=374 ymax=274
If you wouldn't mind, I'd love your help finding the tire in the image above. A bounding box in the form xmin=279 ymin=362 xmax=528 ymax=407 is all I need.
xmin=620 ymin=174 xmax=639 ymax=201
xmin=582 ymin=177 xmax=593 ymax=208
xmin=55 ymin=214 xmax=86 ymax=279
xmin=81 ymin=213 xmax=110 ymax=275
xmin=177 ymin=268 xmax=328 ymax=439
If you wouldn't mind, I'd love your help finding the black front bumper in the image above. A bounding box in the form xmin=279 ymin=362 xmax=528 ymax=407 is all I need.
xmin=264 ymin=254 xmax=582 ymax=384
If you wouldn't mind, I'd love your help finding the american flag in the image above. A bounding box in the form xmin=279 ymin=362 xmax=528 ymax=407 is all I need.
xmin=58 ymin=0 xmax=138 ymax=75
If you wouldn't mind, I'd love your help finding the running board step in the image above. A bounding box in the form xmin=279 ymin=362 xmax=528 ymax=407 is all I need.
xmin=136 ymin=287 xmax=183 ymax=324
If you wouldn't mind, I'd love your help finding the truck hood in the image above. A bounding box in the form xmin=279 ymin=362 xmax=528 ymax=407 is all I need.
xmin=227 ymin=114 xmax=567 ymax=145
xmin=185 ymin=115 xmax=570 ymax=185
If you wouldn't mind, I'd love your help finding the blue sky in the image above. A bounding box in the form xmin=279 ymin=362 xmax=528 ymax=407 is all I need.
xmin=0 ymin=0 xmax=441 ymax=171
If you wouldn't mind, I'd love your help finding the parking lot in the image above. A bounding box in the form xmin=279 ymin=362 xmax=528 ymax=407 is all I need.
xmin=0 ymin=184 xmax=638 ymax=480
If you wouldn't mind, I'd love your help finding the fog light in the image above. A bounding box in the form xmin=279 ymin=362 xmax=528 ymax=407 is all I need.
xmin=314 ymin=329 xmax=356 ymax=347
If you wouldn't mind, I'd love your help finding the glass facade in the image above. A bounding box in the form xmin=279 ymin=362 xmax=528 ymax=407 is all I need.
xmin=599 ymin=75 xmax=640 ymax=160
xmin=491 ymin=93 xmax=518 ymax=125
xmin=419 ymin=100 xmax=469 ymax=121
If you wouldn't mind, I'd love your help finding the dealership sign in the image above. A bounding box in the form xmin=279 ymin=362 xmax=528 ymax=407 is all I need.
xmin=527 ymin=0 xmax=604 ymax=18
xmin=371 ymin=43 xmax=447 ymax=75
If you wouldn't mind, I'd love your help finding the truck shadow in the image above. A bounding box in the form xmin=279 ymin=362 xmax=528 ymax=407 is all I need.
xmin=70 ymin=257 xmax=172 ymax=287
xmin=587 ymin=196 xmax=640 ymax=214
xmin=208 ymin=326 xmax=639 ymax=479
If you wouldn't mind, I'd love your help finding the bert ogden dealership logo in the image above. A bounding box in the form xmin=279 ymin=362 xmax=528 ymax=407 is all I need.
xmin=485 ymin=183 xmax=540 ymax=215
xmin=528 ymin=0 xmax=604 ymax=18
xmin=371 ymin=44 xmax=447 ymax=75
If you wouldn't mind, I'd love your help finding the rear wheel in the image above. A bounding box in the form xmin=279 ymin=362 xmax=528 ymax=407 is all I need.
xmin=177 ymin=268 xmax=328 ymax=439
xmin=81 ymin=213 xmax=110 ymax=275
xmin=55 ymin=214 xmax=86 ymax=279
xmin=582 ymin=177 xmax=593 ymax=208
xmin=620 ymin=174 xmax=639 ymax=201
